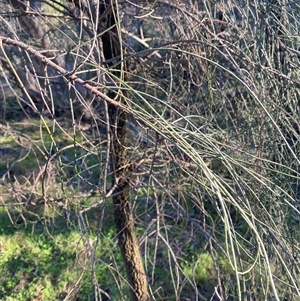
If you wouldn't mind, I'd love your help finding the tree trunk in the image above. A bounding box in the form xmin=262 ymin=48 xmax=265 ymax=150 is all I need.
xmin=100 ymin=2 xmax=150 ymax=300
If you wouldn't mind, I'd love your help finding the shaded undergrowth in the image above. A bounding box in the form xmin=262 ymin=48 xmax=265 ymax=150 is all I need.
xmin=0 ymin=117 xmax=234 ymax=301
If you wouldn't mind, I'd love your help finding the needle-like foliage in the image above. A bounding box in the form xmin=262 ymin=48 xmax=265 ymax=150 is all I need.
xmin=0 ymin=0 xmax=300 ymax=300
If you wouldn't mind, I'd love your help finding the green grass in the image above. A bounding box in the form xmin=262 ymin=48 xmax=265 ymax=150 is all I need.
xmin=0 ymin=222 xmax=79 ymax=300
xmin=0 ymin=206 xmax=129 ymax=301
xmin=0 ymin=118 xmax=116 ymax=300
xmin=0 ymin=118 xmax=237 ymax=300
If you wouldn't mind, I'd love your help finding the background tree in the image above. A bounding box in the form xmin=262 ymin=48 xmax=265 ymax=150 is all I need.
xmin=0 ymin=0 xmax=300 ymax=300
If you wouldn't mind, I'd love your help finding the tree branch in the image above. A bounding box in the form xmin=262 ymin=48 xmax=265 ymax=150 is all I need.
xmin=0 ymin=36 xmax=127 ymax=113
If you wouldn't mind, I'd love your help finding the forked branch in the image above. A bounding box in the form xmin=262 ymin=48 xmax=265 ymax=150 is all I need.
xmin=0 ymin=36 xmax=126 ymax=112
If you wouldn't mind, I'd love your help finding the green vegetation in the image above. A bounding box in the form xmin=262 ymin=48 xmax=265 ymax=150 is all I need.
xmin=1 ymin=120 xmax=222 ymax=300
xmin=0 ymin=227 xmax=78 ymax=301
xmin=1 ymin=0 xmax=300 ymax=300
xmin=0 ymin=196 xmax=129 ymax=301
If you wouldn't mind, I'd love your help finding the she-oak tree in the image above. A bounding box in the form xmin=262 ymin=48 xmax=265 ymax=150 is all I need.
xmin=1 ymin=0 xmax=300 ymax=300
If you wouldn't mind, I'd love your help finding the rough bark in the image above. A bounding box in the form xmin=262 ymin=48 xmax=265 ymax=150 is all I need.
xmin=99 ymin=1 xmax=150 ymax=300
